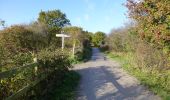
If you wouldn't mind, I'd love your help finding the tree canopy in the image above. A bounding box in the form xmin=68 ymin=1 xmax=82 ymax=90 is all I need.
xmin=38 ymin=10 xmax=70 ymax=28
xmin=37 ymin=10 xmax=70 ymax=46
xmin=125 ymin=0 xmax=170 ymax=51
xmin=92 ymin=31 xmax=106 ymax=47
xmin=0 ymin=19 xmax=5 ymax=27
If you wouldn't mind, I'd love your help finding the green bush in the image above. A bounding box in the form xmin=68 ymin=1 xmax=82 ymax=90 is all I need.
xmin=107 ymin=25 xmax=170 ymax=99
xmin=37 ymin=49 xmax=72 ymax=71
xmin=82 ymin=47 xmax=92 ymax=61
xmin=108 ymin=52 xmax=170 ymax=99
xmin=13 ymin=52 xmax=33 ymax=66
xmin=69 ymin=39 xmax=92 ymax=63
xmin=0 ymin=43 xmax=10 ymax=71
xmin=107 ymin=30 xmax=170 ymax=99
xmin=26 ymin=49 xmax=76 ymax=100
xmin=100 ymin=45 xmax=109 ymax=52
xmin=69 ymin=46 xmax=92 ymax=63
xmin=109 ymin=52 xmax=170 ymax=100
xmin=52 ymin=71 xmax=80 ymax=100
xmin=0 ymin=48 xmax=74 ymax=100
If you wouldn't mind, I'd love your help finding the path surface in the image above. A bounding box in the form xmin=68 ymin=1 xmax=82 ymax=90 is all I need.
xmin=73 ymin=48 xmax=161 ymax=100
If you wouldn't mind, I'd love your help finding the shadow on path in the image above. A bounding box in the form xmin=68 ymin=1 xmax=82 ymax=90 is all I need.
xmin=74 ymin=48 xmax=160 ymax=100
xmin=75 ymin=65 xmax=158 ymax=100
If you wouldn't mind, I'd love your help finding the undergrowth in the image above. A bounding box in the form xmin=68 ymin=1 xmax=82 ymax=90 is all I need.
xmin=52 ymin=71 xmax=80 ymax=100
xmin=107 ymin=52 xmax=170 ymax=100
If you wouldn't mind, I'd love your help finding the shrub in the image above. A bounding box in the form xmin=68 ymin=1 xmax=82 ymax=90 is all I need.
xmin=0 ymin=48 xmax=73 ymax=99
xmin=0 ymin=43 xmax=11 ymax=71
xmin=107 ymin=26 xmax=170 ymax=99
xmin=37 ymin=48 xmax=72 ymax=71
xmin=13 ymin=52 xmax=33 ymax=67
xmin=134 ymin=40 xmax=169 ymax=70
xmin=52 ymin=71 xmax=80 ymax=100
xmin=100 ymin=45 xmax=109 ymax=52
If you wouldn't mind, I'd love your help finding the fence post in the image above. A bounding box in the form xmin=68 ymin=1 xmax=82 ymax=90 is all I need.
xmin=33 ymin=57 xmax=38 ymax=75
xmin=30 ymin=57 xmax=38 ymax=97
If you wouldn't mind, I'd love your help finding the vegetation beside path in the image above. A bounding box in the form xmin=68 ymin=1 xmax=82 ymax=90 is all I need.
xmin=106 ymin=52 xmax=170 ymax=100
xmin=99 ymin=1 xmax=170 ymax=100
xmin=0 ymin=10 xmax=92 ymax=100
xmin=51 ymin=71 xmax=80 ymax=100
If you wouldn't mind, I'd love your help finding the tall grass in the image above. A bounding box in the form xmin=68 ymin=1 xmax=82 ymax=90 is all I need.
xmin=107 ymin=52 xmax=170 ymax=100
xmin=107 ymin=27 xmax=170 ymax=100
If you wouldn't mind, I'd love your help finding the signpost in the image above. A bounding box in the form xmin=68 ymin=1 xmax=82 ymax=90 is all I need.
xmin=56 ymin=32 xmax=70 ymax=51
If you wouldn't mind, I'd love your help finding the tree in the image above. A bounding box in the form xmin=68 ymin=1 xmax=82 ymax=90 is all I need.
xmin=38 ymin=10 xmax=70 ymax=28
xmin=0 ymin=19 xmax=5 ymax=27
xmin=83 ymin=31 xmax=93 ymax=43
xmin=125 ymin=0 xmax=170 ymax=51
xmin=92 ymin=31 xmax=106 ymax=47
xmin=0 ymin=19 xmax=5 ymax=29
xmin=38 ymin=10 xmax=70 ymax=46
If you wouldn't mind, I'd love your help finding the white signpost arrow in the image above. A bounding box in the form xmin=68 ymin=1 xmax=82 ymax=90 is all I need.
xmin=56 ymin=33 xmax=70 ymax=51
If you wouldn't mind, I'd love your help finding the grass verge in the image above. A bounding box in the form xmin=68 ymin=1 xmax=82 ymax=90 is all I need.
xmin=52 ymin=71 xmax=80 ymax=100
xmin=107 ymin=52 xmax=170 ymax=100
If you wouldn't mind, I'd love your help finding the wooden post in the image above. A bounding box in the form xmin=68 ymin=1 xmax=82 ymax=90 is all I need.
xmin=33 ymin=57 xmax=38 ymax=75
xmin=56 ymin=34 xmax=70 ymax=51
xmin=62 ymin=37 xmax=64 ymax=51
xmin=72 ymin=40 xmax=76 ymax=58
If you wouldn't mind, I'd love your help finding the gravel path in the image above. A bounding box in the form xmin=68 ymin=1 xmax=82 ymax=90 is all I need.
xmin=73 ymin=48 xmax=161 ymax=100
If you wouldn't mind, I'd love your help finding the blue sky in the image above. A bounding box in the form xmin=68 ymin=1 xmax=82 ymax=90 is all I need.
xmin=0 ymin=0 xmax=128 ymax=33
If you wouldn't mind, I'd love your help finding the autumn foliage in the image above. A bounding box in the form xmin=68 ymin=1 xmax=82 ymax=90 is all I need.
xmin=125 ymin=0 xmax=170 ymax=52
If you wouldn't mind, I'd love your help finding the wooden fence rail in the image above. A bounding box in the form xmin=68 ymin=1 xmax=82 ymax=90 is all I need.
xmin=6 ymin=74 xmax=47 ymax=100
xmin=0 ymin=62 xmax=49 ymax=100
xmin=0 ymin=63 xmax=37 ymax=79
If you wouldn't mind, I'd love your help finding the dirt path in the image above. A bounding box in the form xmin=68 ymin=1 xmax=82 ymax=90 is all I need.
xmin=73 ymin=48 xmax=161 ymax=100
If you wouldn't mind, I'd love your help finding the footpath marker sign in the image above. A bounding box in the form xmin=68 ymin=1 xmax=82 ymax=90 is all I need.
xmin=56 ymin=33 xmax=70 ymax=51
